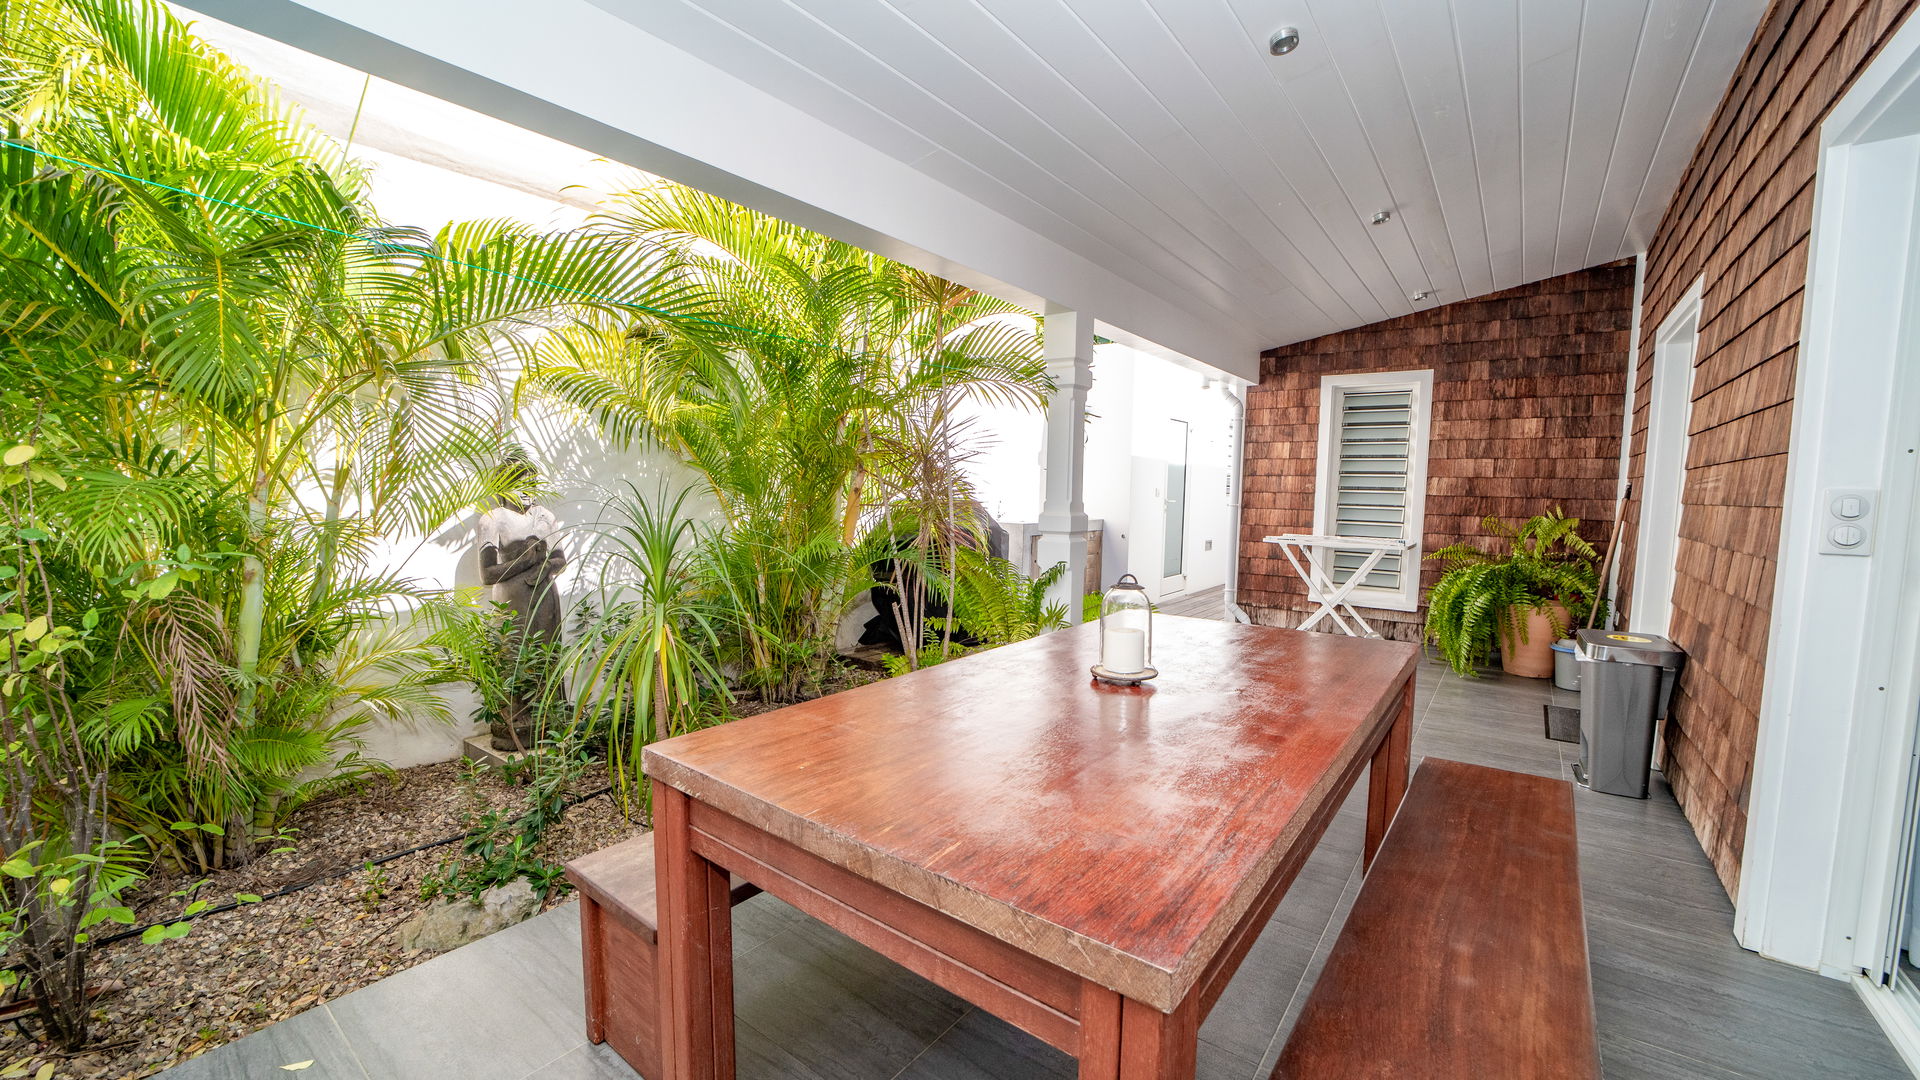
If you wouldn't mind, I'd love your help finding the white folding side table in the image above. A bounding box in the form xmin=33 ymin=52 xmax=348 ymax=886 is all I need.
xmin=1262 ymin=534 xmax=1418 ymax=638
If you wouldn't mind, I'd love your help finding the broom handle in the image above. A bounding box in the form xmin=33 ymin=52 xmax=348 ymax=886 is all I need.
xmin=1588 ymin=480 xmax=1632 ymax=630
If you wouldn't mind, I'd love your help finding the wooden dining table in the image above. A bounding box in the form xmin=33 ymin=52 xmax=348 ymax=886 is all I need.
xmin=642 ymin=615 xmax=1418 ymax=1080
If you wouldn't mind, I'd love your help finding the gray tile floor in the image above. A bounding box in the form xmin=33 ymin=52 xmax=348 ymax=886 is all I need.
xmin=162 ymin=661 xmax=1911 ymax=1080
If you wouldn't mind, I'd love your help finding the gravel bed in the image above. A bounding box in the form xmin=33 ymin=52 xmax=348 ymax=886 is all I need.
xmin=0 ymin=667 xmax=887 ymax=1078
xmin=0 ymin=758 xmax=642 ymax=1079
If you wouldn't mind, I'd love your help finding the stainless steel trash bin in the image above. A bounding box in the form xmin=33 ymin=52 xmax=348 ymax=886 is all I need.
xmin=1572 ymin=629 xmax=1685 ymax=799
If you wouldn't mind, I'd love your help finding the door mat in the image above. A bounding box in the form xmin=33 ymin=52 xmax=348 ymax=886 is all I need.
xmin=1544 ymin=704 xmax=1581 ymax=744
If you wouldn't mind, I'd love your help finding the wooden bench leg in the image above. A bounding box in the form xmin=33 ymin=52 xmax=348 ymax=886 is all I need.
xmin=1364 ymin=674 xmax=1414 ymax=868
xmin=580 ymin=896 xmax=607 ymax=1045
xmin=656 ymin=784 xmax=736 ymax=1080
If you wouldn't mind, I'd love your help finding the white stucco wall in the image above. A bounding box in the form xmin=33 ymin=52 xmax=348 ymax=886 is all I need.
xmin=969 ymin=344 xmax=1234 ymax=603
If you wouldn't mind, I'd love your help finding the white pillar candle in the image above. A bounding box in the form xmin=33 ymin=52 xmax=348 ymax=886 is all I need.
xmin=1104 ymin=626 xmax=1147 ymax=674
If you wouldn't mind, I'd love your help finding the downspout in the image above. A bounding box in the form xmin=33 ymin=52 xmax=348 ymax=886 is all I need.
xmin=1216 ymin=378 xmax=1254 ymax=624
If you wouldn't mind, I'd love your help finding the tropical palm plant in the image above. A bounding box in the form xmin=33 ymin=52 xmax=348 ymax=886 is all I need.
xmin=0 ymin=0 xmax=715 ymax=871
xmin=522 ymin=183 xmax=1050 ymax=697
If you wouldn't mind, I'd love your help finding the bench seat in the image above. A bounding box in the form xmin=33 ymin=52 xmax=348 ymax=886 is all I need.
xmin=565 ymin=832 xmax=759 ymax=1079
xmin=1273 ymin=758 xmax=1599 ymax=1079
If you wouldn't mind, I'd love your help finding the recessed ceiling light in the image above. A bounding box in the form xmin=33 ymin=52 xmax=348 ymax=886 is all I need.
xmin=1371 ymin=210 xmax=1392 ymax=225
xmin=1270 ymin=26 xmax=1301 ymax=56
xmin=1411 ymin=291 xmax=1432 ymax=302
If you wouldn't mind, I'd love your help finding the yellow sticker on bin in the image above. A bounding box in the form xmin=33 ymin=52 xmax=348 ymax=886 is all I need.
xmin=1605 ymin=634 xmax=1654 ymax=643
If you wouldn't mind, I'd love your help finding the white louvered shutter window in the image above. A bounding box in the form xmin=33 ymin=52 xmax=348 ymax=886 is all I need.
xmin=1313 ymin=370 xmax=1432 ymax=612
xmin=1330 ymin=389 xmax=1412 ymax=589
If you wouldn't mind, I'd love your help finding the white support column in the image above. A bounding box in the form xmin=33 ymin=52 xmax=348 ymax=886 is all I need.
xmin=1036 ymin=305 xmax=1093 ymax=615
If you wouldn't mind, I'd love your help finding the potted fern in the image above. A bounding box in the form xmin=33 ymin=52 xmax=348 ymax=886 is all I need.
xmin=1423 ymin=509 xmax=1603 ymax=678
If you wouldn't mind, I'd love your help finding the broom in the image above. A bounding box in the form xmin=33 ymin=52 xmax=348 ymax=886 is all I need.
xmin=1587 ymin=480 xmax=1632 ymax=630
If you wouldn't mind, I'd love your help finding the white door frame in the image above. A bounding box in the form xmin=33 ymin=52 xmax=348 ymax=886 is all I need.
xmin=1736 ymin=8 xmax=1920 ymax=1028
xmin=1631 ymin=280 xmax=1702 ymax=636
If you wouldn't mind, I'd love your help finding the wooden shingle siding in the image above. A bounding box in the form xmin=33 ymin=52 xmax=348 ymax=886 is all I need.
xmin=1620 ymin=0 xmax=1918 ymax=896
xmin=1239 ymin=264 xmax=1635 ymax=641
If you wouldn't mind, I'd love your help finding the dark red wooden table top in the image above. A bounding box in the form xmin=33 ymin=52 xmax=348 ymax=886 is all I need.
xmin=644 ymin=616 xmax=1417 ymax=1009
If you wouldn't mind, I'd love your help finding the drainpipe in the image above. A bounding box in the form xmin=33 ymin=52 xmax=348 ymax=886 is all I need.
xmin=1215 ymin=378 xmax=1254 ymax=624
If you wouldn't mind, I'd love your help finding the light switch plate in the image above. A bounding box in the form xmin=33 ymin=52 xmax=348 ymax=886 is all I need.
xmin=1819 ymin=487 xmax=1878 ymax=556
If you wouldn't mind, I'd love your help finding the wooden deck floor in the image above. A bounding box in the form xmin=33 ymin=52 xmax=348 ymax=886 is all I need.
xmin=1156 ymin=585 xmax=1226 ymax=620
xmin=162 ymin=661 xmax=1909 ymax=1080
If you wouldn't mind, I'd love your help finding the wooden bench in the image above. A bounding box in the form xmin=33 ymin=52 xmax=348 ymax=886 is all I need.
xmin=1273 ymin=758 xmax=1599 ymax=1079
xmin=565 ymin=833 xmax=759 ymax=1079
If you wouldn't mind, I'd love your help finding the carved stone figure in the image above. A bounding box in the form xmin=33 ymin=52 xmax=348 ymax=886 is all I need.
xmin=478 ymin=494 xmax=567 ymax=751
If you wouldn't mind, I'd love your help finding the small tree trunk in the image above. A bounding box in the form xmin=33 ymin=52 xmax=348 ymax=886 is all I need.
xmin=654 ymin=647 xmax=671 ymax=740
xmin=234 ymin=484 xmax=269 ymax=725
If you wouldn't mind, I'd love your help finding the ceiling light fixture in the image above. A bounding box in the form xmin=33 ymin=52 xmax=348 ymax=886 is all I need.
xmin=1371 ymin=210 xmax=1392 ymax=225
xmin=1269 ymin=26 xmax=1301 ymax=56
xmin=1411 ymin=291 xmax=1432 ymax=302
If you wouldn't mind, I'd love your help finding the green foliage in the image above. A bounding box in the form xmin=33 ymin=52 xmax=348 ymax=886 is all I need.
xmin=0 ymin=0 xmax=1054 ymax=1045
xmin=1422 ymin=509 xmax=1604 ymax=677
xmin=0 ymin=0 xmax=713 ymax=883
xmin=0 ymin=442 xmax=126 ymax=1046
xmin=942 ymin=552 xmax=1068 ymax=646
xmin=423 ymin=737 xmax=585 ymax=902
xmin=523 ymin=185 xmax=1050 ymax=699
xmin=423 ymin=591 xmax=568 ymax=745
xmin=567 ymin=486 xmax=731 ymax=811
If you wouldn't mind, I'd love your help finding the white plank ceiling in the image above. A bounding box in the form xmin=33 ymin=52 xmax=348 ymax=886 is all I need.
xmin=584 ymin=0 xmax=1766 ymax=350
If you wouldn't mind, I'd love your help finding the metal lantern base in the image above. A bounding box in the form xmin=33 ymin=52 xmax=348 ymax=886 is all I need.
xmin=1090 ymin=664 xmax=1159 ymax=686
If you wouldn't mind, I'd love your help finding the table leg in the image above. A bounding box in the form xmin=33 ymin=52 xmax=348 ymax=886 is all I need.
xmin=1364 ymin=674 xmax=1414 ymax=868
xmin=1076 ymin=983 xmax=1201 ymax=1080
xmin=656 ymin=784 xmax=736 ymax=1080
xmin=1077 ymin=983 xmax=1121 ymax=1080
xmin=1116 ymin=996 xmax=1199 ymax=1079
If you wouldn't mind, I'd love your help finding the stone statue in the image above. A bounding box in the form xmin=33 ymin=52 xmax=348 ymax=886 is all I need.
xmin=478 ymin=490 xmax=567 ymax=751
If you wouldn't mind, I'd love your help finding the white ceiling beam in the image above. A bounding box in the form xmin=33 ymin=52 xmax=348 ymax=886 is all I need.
xmin=174 ymin=0 xmax=1265 ymax=380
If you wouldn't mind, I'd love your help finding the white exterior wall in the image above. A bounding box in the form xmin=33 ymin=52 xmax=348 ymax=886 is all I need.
xmin=971 ymin=344 xmax=1234 ymax=603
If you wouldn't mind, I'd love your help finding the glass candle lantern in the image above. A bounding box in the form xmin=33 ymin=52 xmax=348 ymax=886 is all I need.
xmin=1093 ymin=574 xmax=1157 ymax=685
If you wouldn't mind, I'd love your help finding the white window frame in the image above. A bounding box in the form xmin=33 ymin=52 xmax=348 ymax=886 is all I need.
xmin=1311 ymin=369 xmax=1435 ymax=613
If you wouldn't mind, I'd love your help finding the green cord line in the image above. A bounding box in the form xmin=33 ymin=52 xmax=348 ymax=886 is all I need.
xmin=0 ymin=135 xmax=837 ymax=354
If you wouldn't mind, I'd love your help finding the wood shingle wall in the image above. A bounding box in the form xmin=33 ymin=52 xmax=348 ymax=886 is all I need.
xmin=1619 ymin=0 xmax=1918 ymax=896
xmin=1238 ymin=264 xmax=1635 ymax=639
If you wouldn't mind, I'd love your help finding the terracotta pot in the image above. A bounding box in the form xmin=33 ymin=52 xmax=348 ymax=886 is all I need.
xmin=1499 ymin=602 xmax=1570 ymax=679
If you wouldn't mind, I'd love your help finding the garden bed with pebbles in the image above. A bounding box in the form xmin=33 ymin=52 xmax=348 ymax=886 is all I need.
xmin=0 ymin=756 xmax=640 ymax=1080
xmin=1 ymin=668 xmax=886 ymax=1079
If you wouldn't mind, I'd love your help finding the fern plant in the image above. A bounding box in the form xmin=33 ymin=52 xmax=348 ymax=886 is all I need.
xmin=943 ymin=551 xmax=1068 ymax=647
xmin=1422 ymin=509 xmax=1603 ymax=677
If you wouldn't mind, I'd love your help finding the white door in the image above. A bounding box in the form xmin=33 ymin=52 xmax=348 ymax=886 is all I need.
xmin=1631 ymin=284 xmax=1700 ymax=636
xmin=1161 ymin=419 xmax=1189 ymax=595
